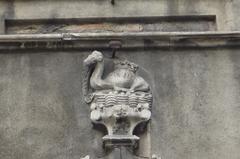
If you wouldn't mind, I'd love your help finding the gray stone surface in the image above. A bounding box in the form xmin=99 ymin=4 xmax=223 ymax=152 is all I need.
xmin=0 ymin=52 xmax=103 ymax=159
xmin=0 ymin=50 xmax=239 ymax=159
xmin=0 ymin=0 xmax=238 ymax=32
xmin=0 ymin=0 xmax=240 ymax=159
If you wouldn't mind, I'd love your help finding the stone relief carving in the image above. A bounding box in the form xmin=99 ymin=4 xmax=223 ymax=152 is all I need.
xmin=83 ymin=50 xmax=152 ymax=149
xmin=80 ymin=155 xmax=90 ymax=159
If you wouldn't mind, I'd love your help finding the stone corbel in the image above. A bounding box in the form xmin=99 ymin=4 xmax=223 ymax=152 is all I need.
xmin=83 ymin=50 xmax=152 ymax=150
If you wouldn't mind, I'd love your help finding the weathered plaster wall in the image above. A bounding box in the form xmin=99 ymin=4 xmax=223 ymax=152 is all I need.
xmin=0 ymin=49 xmax=239 ymax=159
xmin=0 ymin=0 xmax=239 ymax=33
xmin=0 ymin=1 xmax=8 ymax=34
xmin=133 ymin=49 xmax=240 ymax=159
xmin=0 ymin=0 xmax=240 ymax=159
xmin=0 ymin=52 xmax=108 ymax=159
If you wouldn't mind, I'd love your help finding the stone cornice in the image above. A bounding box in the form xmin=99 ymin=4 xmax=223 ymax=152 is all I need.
xmin=0 ymin=31 xmax=240 ymax=50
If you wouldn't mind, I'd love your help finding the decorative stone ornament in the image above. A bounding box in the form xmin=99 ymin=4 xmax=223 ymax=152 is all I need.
xmin=83 ymin=50 xmax=152 ymax=149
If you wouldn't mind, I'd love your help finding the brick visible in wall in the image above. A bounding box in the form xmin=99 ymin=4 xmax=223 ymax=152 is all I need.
xmin=5 ymin=15 xmax=217 ymax=34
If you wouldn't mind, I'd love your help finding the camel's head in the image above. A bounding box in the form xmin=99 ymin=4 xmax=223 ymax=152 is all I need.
xmin=84 ymin=51 xmax=103 ymax=66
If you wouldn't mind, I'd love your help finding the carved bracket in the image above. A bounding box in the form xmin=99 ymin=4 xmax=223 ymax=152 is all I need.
xmin=83 ymin=50 xmax=152 ymax=149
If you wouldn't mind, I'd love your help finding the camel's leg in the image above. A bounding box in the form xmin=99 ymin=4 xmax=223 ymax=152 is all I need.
xmin=130 ymin=76 xmax=150 ymax=92
xmin=113 ymin=86 xmax=129 ymax=92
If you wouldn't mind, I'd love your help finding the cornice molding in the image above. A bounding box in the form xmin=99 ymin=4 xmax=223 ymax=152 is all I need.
xmin=0 ymin=31 xmax=240 ymax=50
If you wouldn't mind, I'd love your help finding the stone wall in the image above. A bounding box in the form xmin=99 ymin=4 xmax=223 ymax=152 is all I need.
xmin=0 ymin=0 xmax=240 ymax=159
xmin=0 ymin=49 xmax=239 ymax=159
xmin=0 ymin=0 xmax=239 ymax=33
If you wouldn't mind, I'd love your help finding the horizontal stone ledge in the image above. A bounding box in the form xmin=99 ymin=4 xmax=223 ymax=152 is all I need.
xmin=6 ymin=15 xmax=216 ymax=24
xmin=0 ymin=31 xmax=240 ymax=50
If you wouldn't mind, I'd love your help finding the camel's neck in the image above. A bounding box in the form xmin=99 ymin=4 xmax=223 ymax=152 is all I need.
xmin=90 ymin=60 xmax=105 ymax=88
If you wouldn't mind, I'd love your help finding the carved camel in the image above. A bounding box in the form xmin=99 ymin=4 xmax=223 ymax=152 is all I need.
xmin=83 ymin=51 xmax=150 ymax=92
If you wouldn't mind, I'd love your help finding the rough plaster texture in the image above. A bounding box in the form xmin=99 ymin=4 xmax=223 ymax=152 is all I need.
xmin=0 ymin=0 xmax=240 ymax=159
xmin=0 ymin=50 xmax=239 ymax=159
xmin=6 ymin=19 xmax=216 ymax=34
xmin=123 ymin=50 xmax=240 ymax=159
xmin=0 ymin=0 xmax=239 ymax=32
xmin=0 ymin=52 xmax=104 ymax=159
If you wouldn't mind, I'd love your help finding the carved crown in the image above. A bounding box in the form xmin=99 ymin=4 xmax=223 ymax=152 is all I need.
xmin=114 ymin=59 xmax=138 ymax=73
